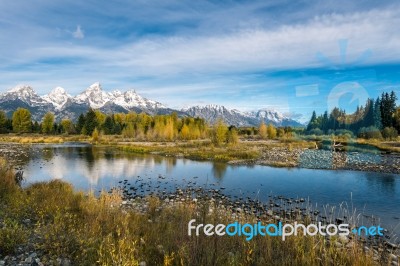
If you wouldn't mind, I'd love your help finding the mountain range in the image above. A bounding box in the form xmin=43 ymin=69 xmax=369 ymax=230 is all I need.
xmin=0 ymin=83 xmax=303 ymax=127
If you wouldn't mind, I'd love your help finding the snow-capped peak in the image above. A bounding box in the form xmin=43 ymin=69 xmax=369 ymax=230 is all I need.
xmin=182 ymin=104 xmax=301 ymax=127
xmin=183 ymin=104 xmax=230 ymax=112
xmin=43 ymin=87 xmax=71 ymax=110
xmin=8 ymin=84 xmax=35 ymax=93
xmin=246 ymin=108 xmax=285 ymax=123
xmin=74 ymin=82 xmax=113 ymax=109
xmin=112 ymin=89 xmax=165 ymax=109
xmin=1 ymin=85 xmax=47 ymax=106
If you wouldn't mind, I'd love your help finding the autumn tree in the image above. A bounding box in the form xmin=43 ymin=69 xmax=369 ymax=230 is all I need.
xmin=259 ymin=121 xmax=267 ymax=139
xmin=61 ymin=119 xmax=75 ymax=134
xmin=267 ymin=124 xmax=277 ymax=139
xmin=227 ymin=127 xmax=239 ymax=146
xmin=12 ymin=108 xmax=32 ymax=133
xmin=92 ymin=127 xmax=100 ymax=143
xmin=42 ymin=112 xmax=55 ymax=134
xmin=122 ymin=123 xmax=135 ymax=138
xmin=211 ymin=119 xmax=228 ymax=146
xmin=180 ymin=124 xmax=190 ymax=140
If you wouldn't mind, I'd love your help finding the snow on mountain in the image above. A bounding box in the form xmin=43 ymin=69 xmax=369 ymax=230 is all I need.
xmin=113 ymin=89 xmax=165 ymax=110
xmin=0 ymin=83 xmax=303 ymax=126
xmin=183 ymin=104 xmax=302 ymax=127
xmin=73 ymin=82 xmax=165 ymax=110
xmin=183 ymin=104 xmax=255 ymax=126
xmin=74 ymin=82 xmax=113 ymax=109
xmin=0 ymin=83 xmax=171 ymax=121
xmin=0 ymin=85 xmax=48 ymax=106
xmin=245 ymin=109 xmax=285 ymax=123
xmin=42 ymin=87 xmax=71 ymax=110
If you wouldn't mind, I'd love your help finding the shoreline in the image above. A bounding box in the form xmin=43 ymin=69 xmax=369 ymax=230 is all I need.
xmin=1 ymin=180 xmax=399 ymax=265
xmin=1 ymin=137 xmax=400 ymax=174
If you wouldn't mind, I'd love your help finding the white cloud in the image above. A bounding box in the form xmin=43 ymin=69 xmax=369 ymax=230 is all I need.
xmin=72 ymin=25 xmax=84 ymax=39
xmin=0 ymin=3 xmax=400 ymax=115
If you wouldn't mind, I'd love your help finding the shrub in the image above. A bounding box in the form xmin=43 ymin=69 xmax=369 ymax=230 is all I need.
xmin=382 ymin=127 xmax=398 ymax=140
xmin=0 ymin=157 xmax=19 ymax=198
xmin=308 ymin=128 xmax=323 ymax=136
xmin=358 ymin=126 xmax=382 ymax=139
xmin=0 ymin=218 xmax=28 ymax=254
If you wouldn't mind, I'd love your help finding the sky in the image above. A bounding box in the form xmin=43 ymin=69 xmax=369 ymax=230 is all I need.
xmin=1 ymin=0 xmax=400 ymax=122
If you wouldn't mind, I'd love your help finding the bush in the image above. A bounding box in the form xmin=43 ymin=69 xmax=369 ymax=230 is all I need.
xmin=308 ymin=128 xmax=323 ymax=136
xmin=382 ymin=127 xmax=398 ymax=140
xmin=0 ymin=219 xmax=28 ymax=254
xmin=358 ymin=126 xmax=382 ymax=139
xmin=0 ymin=157 xmax=19 ymax=198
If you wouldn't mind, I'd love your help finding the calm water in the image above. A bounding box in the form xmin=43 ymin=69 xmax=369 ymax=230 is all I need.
xmin=21 ymin=144 xmax=400 ymax=238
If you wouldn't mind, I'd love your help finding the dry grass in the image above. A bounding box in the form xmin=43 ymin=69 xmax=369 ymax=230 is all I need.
xmin=0 ymin=158 xmax=384 ymax=265
xmin=0 ymin=134 xmax=89 ymax=144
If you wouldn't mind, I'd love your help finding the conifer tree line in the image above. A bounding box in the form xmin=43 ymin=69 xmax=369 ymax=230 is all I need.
xmin=307 ymin=91 xmax=400 ymax=139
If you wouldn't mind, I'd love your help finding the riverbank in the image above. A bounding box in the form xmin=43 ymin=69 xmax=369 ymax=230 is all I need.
xmin=2 ymin=134 xmax=400 ymax=174
xmin=0 ymin=160 xmax=397 ymax=265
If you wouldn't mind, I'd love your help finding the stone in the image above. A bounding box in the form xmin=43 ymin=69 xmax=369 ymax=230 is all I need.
xmin=61 ymin=258 xmax=71 ymax=266
xmin=389 ymin=253 xmax=398 ymax=261
xmin=139 ymin=261 xmax=147 ymax=266
xmin=0 ymin=261 xmax=5 ymax=266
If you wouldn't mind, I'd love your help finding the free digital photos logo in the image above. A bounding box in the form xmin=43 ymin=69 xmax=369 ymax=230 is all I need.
xmin=188 ymin=219 xmax=384 ymax=241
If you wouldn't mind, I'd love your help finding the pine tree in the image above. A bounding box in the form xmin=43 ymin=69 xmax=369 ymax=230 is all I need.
xmin=307 ymin=111 xmax=317 ymax=131
xmin=363 ymin=98 xmax=374 ymax=128
xmin=321 ymin=111 xmax=329 ymax=133
xmin=76 ymin=113 xmax=86 ymax=134
xmin=83 ymin=108 xmax=99 ymax=136
xmin=393 ymin=108 xmax=400 ymax=134
xmin=103 ymin=115 xmax=115 ymax=135
xmin=380 ymin=92 xmax=396 ymax=128
xmin=0 ymin=110 xmax=7 ymax=133
xmin=32 ymin=121 xmax=40 ymax=133
xmin=373 ymin=97 xmax=383 ymax=130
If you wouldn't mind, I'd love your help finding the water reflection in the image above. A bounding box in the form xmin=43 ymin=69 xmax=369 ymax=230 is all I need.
xmin=21 ymin=144 xmax=400 ymax=237
xmin=365 ymin=172 xmax=396 ymax=195
xmin=212 ymin=162 xmax=227 ymax=179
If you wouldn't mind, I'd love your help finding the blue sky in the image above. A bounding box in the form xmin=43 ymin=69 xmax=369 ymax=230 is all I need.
xmin=1 ymin=0 xmax=400 ymax=122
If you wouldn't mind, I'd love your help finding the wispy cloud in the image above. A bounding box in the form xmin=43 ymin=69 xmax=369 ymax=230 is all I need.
xmin=72 ymin=25 xmax=84 ymax=39
xmin=0 ymin=0 xmax=399 ymax=119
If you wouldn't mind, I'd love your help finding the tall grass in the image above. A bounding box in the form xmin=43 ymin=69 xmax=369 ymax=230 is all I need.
xmin=0 ymin=159 xmax=387 ymax=265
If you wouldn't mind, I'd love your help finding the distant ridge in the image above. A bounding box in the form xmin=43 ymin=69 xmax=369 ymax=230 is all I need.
xmin=0 ymin=83 xmax=303 ymax=127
